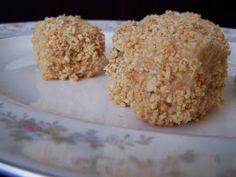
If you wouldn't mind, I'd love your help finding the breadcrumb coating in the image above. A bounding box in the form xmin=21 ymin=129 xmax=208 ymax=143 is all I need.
xmin=105 ymin=11 xmax=230 ymax=126
xmin=32 ymin=15 xmax=105 ymax=81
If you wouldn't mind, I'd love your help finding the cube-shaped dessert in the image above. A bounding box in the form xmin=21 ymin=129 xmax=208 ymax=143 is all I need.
xmin=32 ymin=15 xmax=105 ymax=81
xmin=105 ymin=11 xmax=230 ymax=126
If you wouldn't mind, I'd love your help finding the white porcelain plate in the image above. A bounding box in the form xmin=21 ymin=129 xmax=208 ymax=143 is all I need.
xmin=0 ymin=26 xmax=236 ymax=177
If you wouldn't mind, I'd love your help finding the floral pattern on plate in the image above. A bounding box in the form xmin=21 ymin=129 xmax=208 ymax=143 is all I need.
xmin=0 ymin=103 xmax=154 ymax=149
xmin=0 ymin=100 xmax=236 ymax=177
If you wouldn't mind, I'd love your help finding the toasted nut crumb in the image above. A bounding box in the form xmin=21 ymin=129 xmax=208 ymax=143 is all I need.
xmin=105 ymin=11 xmax=230 ymax=126
xmin=32 ymin=15 xmax=105 ymax=81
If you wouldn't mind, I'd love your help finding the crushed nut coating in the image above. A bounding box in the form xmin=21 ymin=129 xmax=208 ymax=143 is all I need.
xmin=105 ymin=11 xmax=230 ymax=126
xmin=32 ymin=15 xmax=105 ymax=81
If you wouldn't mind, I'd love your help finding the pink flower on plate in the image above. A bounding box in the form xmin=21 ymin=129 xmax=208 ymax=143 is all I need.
xmin=17 ymin=121 xmax=42 ymax=132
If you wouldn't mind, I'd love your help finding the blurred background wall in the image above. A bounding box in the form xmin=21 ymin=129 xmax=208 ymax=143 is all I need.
xmin=0 ymin=0 xmax=235 ymax=28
